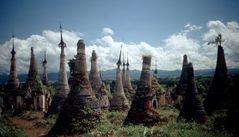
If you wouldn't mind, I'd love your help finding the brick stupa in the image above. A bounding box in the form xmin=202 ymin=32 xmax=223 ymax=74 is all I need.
xmin=124 ymin=53 xmax=135 ymax=103
xmin=204 ymin=34 xmax=230 ymax=115
xmin=41 ymin=51 xmax=48 ymax=86
xmin=124 ymin=56 xmax=160 ymax=126
xmin=109 ymin=47 xmax=129 ymax=111
xmin=89 ymin=50 xmax=102 ymax=92
xmin=177 ymin=63 xmax=207 ymax=123
xmin=6 ymin=34 xmax=20 ymax=109
xmin=46 ymin=25 xmax=69 ymax=115
xmin=48 ymin=40 xmax=101 ymax=135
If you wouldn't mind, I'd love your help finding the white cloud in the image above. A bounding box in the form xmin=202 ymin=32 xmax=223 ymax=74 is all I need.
xmin=0 ymin=30 xmax=81 ymax=74
xmin=0 ymin=20 xmax=238 ymax=75
xmin=202 ymin=20 xmax=239 ymax=68
xmin=183 ymin=23 xmax=202 ymax=33
xmin=101 ymin=27 xmax=114 ymax=36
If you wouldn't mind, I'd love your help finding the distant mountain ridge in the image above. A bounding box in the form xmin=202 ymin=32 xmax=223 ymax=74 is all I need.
xmin=0 ymin=68 xmax=239 ymax=83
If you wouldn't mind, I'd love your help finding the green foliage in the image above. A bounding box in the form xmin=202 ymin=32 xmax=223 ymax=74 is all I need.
xmin=151 ymin=76 xmax=165 ymax=96
xmin=46 ymin=114 xmax=57 ymax=128
xmin=195 ymin=76 xmax=212 ymax=97
xmin=0 ymin=117 xmax=27 ymax=137
xmin=82 ymin=107 xmax=233 ymax=137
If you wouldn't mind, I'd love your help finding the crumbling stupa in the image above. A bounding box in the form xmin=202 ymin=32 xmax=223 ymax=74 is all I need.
xmin=176 ymin=54 xmax=188 ymax=95
xmin=48 ymin=40 xmax=101 ymax=135
xmin=98 ymin=83 xmax=110 ymax=109
xmin=6 ymin=34 xmax=20 ymax=109
xmin=89 ymin=50 xmax=102 ymax=92
xmin=25 ymin=47 xmax=46 ymax=111
xmin=46 ymin=25 xmax=70 ymax=115
xmin=41 ymin=51 xmax=48 ymax=86
xmin=177 ymin=63 xmax=207 ymax=123
xmin=124 ymin=56 xmax=160 ymax=126
xmin=26 ymin=47 xmax=42 ymax=91
xmin=204 ymin=34 xmax=230 ymax=115
xmin=110 ymin=47 xmax=129 ymax=111
xmin=175 ymin=54 xmax=189 ymax=109
xmin=25 ymin=47 xmax=41 ymax=89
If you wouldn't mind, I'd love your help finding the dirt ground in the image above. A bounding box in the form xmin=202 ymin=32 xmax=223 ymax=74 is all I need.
xmin=9 ymin=111 xmax=49 ymax=137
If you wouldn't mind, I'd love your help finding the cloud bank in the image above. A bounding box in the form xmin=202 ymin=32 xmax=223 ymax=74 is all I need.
xmin=0 ymin=20 xmax=239 ymax=75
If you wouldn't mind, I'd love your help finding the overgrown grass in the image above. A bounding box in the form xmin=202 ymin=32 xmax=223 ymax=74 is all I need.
xmin=0 ymin=116 xmax=27 ymax=137
xmin=2 ymin=106 xmax=233 ymax=137
xmin=82 ymin=107 xmax=233 ymax=137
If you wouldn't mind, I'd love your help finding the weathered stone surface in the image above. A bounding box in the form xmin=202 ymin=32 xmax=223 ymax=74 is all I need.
xmin=175 ymin=54 xmax=188 ymax=109
xmin=122 ymin=54 xmax=126 ymax=87
xmin=89 ymin=50 xmax=102 ymax=92
xmin=46 ymin=25 xmax=69 ymax=115
xmin=124 ymin=56 xmax=160 ymax=126
xmin=98 ymin=83 xmax=110 ymax=109
xmin=124 ymin=53 xmax=135 ymax=103
xmin=204 ymin=36 xmax=230 ymax=115
xmin=176 ymin=54 xmax=188 ymax=95
xmin=5 ymin=35 xmax=20 ymax=110
xmin=204 ymin=46 xmax=230 ymax=113
xmin=68 ymin=58 xmax=75 ymax=89
xmin=110 ymin=47 xmax=129 ymax=111
xmin=25 ymin=47 xmax=41 ymax=91
xmin=24 ymin=47 xmax=45 ymax=111
xmin=178 ymin=63 xmax=207 ymax=123
xmin=48 ymin=40 xmax=101 ymax=136
xmin=41 ymin=51 xmax=48 ymax=86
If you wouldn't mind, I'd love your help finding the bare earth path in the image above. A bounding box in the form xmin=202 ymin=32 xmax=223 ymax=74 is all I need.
xmin=8 ymin=112 xmax=49 ymax=137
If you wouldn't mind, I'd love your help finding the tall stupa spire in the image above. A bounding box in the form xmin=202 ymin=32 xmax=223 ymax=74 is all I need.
xmin=117 ymin=45 xmax=122 ymax=67
xmin=41 ymin=51 xmax=48 ymax=85
xmin=59 ymin=24 xmax=64 ymax=45
xmin=46 ymin=24 xmax=69 ymax=115
xmin=124 ymin=52 xmax=135 ymax=103
xmin=7 ymin=33 xmax=19 ymax=92
xmin=176 ymin=54 xmax=189 ymax=95
xmin=153 ymin=59 xmax=158 ymax=77
xmin=11 ymin=33 xmax=16 ymax=56
xmin=122 ymin=52 xmax=126 ymax=87
xmin=204 ymin=33 xmax=230 ymax=115
xmin=25 ymin=47 xmax=39 ymax=88
xmin=48 ymin=40 xmax=101 ymax=135
xmin=110 ymin=46 xmax=129 ymax=111
xmin=89 ymin=50 xmax=102 ymax=92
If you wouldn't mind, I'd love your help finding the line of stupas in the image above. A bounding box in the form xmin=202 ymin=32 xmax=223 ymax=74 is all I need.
xmin=0 ymin=28 xmax=232 ymax=135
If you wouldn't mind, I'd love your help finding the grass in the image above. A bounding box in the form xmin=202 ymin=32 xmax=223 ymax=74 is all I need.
xmin=82 ymin=106 xmax=233 ymax=137
xmin=2 ymin=106 xmax=233 ymax=137
xmin=0 ymin=116 xmax=27 ymax=137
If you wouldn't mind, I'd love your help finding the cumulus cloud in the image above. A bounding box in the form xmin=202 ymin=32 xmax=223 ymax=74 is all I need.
xmin=0 ymin=20 xmax=238 ymax=75
xmin=0 ymin=29 xmax=81 ymax=74
xmin=202 ymin=20 xmax=239 ymax=68
xmin=101 ymin=27 xmax=114 ymax=36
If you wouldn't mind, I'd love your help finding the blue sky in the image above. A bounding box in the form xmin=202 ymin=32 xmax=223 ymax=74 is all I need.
xmin=0 ymin=0 xmax=239 ymax=73
xmin=1 ymin=0 xmax=239 ymax=46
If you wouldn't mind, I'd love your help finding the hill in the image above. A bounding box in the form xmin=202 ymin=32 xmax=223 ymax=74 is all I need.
xmin=0 ymin=68 xmax=239 ymax=83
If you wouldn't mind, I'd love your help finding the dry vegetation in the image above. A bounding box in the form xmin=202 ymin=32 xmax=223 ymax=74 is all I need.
xmin=0 ymin=106 xmax=233 ymax=137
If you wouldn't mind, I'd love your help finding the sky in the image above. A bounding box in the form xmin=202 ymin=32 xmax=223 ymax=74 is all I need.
xmin=0 ymin=0 xmax=239 ymax=74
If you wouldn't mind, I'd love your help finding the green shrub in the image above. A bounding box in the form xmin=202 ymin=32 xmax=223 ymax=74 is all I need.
xmin=0 ymin=118 xmax=27 ymax=137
